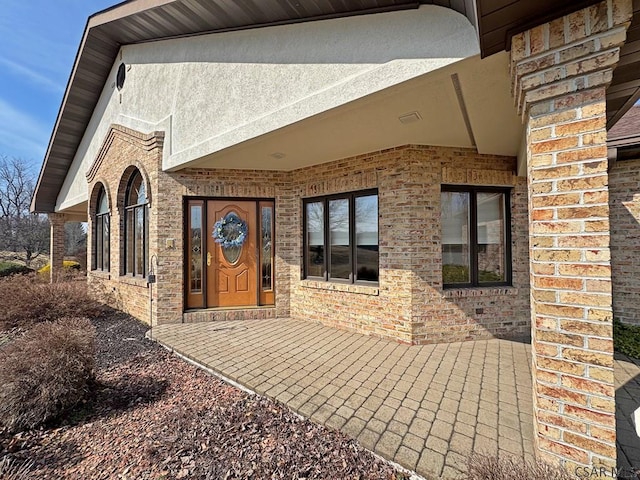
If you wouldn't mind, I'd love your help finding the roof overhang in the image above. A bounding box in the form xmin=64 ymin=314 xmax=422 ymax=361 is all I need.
xmin=32 ymin=0 xmax=639 ymax=213
xmin=608 ymin=105 xmax=640 ymax=163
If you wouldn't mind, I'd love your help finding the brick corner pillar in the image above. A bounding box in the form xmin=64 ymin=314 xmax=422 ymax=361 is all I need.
xmin=510 ymin=0 xmax=633 ymax=471
xmin=48 ymin=213 xmax=67 ymax=283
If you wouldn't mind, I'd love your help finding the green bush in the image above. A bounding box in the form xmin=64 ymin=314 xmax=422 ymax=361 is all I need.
xmin=0 ymin=274 xmax=100 ymax=331
xmin=0 ymin=318 xmax=95 ymax=433
xmin=614 ymin=319 xmax=640 ymax=359
xmin=0 ymin=262 xmax=34 ymax=278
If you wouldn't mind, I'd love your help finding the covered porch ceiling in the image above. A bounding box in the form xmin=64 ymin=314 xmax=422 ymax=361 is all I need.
xmin=185 ymin=51 xmax=522 ymax=171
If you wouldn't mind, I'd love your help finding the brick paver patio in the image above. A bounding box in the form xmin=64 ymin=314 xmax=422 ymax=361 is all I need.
xmin=615 ymin=353 xmax=640 ymax=473
xmin=151 ymin=318 xmax=535 ymax=478
xmin=146 ymin=318 xmax=640 ymax=477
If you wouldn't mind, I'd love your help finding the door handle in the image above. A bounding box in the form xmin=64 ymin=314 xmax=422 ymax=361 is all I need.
xmin=207 ymin=252 xmax=212 ymax=266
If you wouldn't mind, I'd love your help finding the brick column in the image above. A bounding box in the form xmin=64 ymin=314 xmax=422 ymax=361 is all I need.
xmin=510 ymin=0 xmax=632 ymax=470
xmin=48 ymin=213 xmax=66 ymax=283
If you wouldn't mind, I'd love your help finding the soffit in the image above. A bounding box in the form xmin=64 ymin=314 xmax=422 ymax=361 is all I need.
xmin=475 ymin=0 xmax=640 ymax=134
xmin=476 ymin=0 xmax=602 ymax=58
xmin=608 ymin=104 xmax=640 ymax=147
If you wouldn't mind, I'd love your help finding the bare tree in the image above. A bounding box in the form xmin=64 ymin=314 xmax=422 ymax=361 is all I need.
xmin=65 ymin=222 xmax=87 ymax=256
xmin=0 ymin=156 xmax=49 ymax=266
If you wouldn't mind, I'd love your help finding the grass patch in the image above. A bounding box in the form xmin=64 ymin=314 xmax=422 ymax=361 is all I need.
xmin=614 ymin=319 xmax=640 ymax=359
xmin=0 ymin=262 xmax=33 ymax=278
xmin=0 ymin=456 xmax=34 ymax=480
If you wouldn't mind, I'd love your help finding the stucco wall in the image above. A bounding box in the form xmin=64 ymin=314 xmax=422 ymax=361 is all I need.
xmin=56 ymin=5 xmax=479 ymax=212
xmin=610 ymin=157 xmax=640 ymax=325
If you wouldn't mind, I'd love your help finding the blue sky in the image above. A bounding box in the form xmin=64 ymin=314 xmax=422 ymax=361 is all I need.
xmin=0 ymin=0 xmax=116 ymax=170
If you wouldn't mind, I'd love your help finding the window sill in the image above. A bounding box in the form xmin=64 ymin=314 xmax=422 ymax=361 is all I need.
xmin=89 ymin=270 xmax=111 ymax=280
xmin=300 ymin=280 xmax=379 ymax=296
xmin=118 ymin=275 xmax=149 ymax=288
xmin=442 ymin=286 xmax=518 ymax=298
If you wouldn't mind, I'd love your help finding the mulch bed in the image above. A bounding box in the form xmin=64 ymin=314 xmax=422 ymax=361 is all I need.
xmin=1 ymin=311 xmax=407 ymax=479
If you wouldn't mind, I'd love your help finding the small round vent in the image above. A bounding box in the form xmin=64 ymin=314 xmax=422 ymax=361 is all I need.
xmin=116 ymin=63 xmax=126 ymax=91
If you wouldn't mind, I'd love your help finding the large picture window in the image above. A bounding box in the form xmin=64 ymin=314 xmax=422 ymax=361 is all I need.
xmin=441 ymin=186 xmax=511 ymax=288
xmin=124 ymin=169 xmax=148 ymax=277
xmin=94 ymin=186 xmax=110 ymax=271
xmin=304 ymin=190 xmax=378 ymax=284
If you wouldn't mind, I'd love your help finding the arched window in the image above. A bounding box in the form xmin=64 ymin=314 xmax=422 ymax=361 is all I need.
xmin=124 ymin=169 xmax=148 ymax=277
xmin=94 ymin=186 xmax=110 ymax=271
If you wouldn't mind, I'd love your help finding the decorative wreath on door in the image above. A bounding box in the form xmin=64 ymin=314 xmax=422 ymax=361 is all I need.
xmin=212 ymin=212 xmax=248 ymax=248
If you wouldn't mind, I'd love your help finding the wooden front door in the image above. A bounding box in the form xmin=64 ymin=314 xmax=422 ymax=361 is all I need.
xmin=207 ymin=200 xmax=257 ymax=307
xmin=185 ymin=198 xmax=275 ymax=310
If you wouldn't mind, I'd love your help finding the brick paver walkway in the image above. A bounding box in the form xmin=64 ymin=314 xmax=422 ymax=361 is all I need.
xmin=615 ymin=353 xmax=640 ymax=473
xmin=151 ymin=318 xmax=535 ymax=478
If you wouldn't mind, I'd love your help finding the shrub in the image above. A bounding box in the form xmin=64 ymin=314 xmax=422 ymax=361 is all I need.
xmin=465 ymin=453 xmax=574 ymax=480
xmin=614 ymin=318 xmax=640 ymax=359
xmin=0 ymin=274 xmax=100 ymax=331
xmin=37 ymin=260 xmax=81 ymax=276
xmin=0 ymin=262 xmax=33 ymax=278
xmin=0 ymin=317 xmax=96 ymax=433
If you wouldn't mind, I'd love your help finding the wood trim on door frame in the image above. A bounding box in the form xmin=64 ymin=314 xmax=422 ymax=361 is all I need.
xmin=183 ymin=196 xmax=276 ymax=311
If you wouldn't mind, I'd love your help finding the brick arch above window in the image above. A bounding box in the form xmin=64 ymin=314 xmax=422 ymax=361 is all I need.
xmin=91 ymin=181 xmax=112 ymax=272
xmin=86 ymin=123 xmax=164 ymax=185
xmin=89 ymin=179 xmax=112 ymax=217
xmin=116 ymin=163 xmax=152 ymax=213
xmin=120 ymin=166 xmax=150 ymax=278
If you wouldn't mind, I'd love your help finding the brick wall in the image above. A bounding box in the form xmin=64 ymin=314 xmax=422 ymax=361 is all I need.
xmin=86 ymin=125 xmax=165 ymax=324
xmin=48 ymin=213 xmax=67 ymax=282
xmin=610 ymin=156 xmax=640 ymax=325
xmin=86 ymin=127 xmax=530 ymax=343
xmin=289 ymin=146 xmax=530 ymax=344
xmin=510 ymin=0 xmax=632 ymax=469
